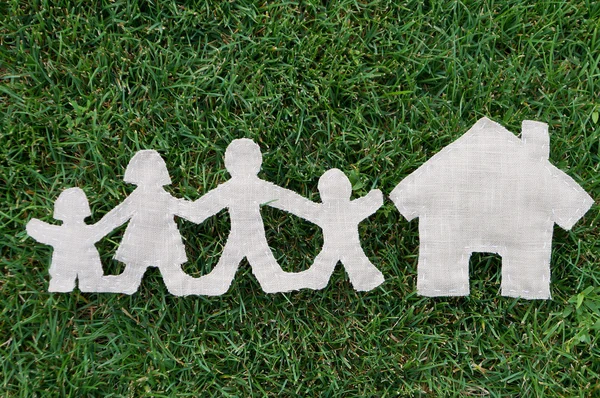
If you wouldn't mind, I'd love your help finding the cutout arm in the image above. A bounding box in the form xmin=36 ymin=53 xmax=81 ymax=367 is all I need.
xmin=91 ymin=198 xmax=134 ymax=240
xmin=266 ymin=184 xmax=321 ymax=224
xmin=172 ymin=197 xmax=202 ymax=223
xmin=190 ymin=185 xmax=230 ymax=223
xmin=26 ymin=219 xmax=60 ymax=245
xmin=351 ymin=189 xmax=384 ymax=221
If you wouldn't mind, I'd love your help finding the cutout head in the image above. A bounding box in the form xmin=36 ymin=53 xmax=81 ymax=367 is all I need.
xmin=124 ymin=150 xmax=171 ymax=186
xmin=318 ymin=168 xmax=352 ymax=202
xmin=53 ymin=187 xmax=91 ymax=222
xmin=225 ymin=138 xmax=262 ymax=177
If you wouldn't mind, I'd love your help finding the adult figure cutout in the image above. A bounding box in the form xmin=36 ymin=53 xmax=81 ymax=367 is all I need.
xmin=187 ymin=138 xmax=322 ymax=295
xmin=96 ymin=150 xmax=200 ymax=295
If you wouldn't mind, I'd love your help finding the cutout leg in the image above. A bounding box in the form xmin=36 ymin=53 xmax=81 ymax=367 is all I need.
xmin=273 ymin=247 xmax=341 ymax=292
xmin=161 ymin=263 xmax=206 ymax=297
xmin=341 ymin=248 xmax=385 ymax=291
xmin=246 ymin=237 xmax=338 ymax=293
xmin=501 ymin=249 xmax=551 ymax=299
xmin=48 ymin=254 xmax=80 ymax=292
xmin=246 ymin=244 xmax=292 ymax=294
xmin=299 ymin=248 xmax=340 ymax=290
xmin=417 ymin=247 xmax=470 ymax=296
xmin=48 ymin=270 xmax=77 ymax=293
xmin=181 ymin=242 xmax=244 ymax=296
xmin=77 ymin=258 xmax=107 ymax=293
xmin=93 ymin=264 xmax=148 ymax=294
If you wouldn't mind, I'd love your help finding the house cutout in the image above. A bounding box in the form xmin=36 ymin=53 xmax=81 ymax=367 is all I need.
xmin=390 ymin=117 xmax=593 ymax=299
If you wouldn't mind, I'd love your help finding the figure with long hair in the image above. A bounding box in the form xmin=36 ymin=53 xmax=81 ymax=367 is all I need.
xmin=97 ymin=150 xmax=202 ymax=295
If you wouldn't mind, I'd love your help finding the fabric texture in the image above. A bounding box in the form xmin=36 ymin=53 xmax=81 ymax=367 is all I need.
xmin=26 ymin=140 xmax=385 ymax=296
xmin=390 ymin=117 xmax=594 ymax=299
xmin=26 ymin=188 xmax=114 ymax=292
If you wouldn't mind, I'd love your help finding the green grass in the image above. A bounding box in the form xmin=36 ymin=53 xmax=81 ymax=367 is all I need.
xmin=1 ymin=0 xmax=599 ymax=396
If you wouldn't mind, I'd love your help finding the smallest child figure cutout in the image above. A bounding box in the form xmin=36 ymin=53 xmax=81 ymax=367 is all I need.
xmin=26 ymin=188 xmax=113 ymax=293
xmin=284 ymin=168 xmax=385 ymax=291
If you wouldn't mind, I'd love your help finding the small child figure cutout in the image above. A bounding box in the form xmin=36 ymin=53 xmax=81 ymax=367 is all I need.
xmin=285 ymin=169 xmax=385 ymax=291
xmin=26 ymin=188 xmax=114 ymax=292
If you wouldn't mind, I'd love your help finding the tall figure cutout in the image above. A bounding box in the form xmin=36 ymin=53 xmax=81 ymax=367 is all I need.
xmin=187 ymin=138 xmax=321 ymax=295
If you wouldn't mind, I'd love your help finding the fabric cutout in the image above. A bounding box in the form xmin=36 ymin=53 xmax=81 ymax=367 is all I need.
xmin=174 ymin=139 xmax=385 ymax=295
xmin=175 ymin=138 xmax=327 ymax=295
xmin=276 ymin=168 xmax=385 ymax=291
xmin=26 ymin=188 xmax=116 ymax=292
xmin=87 ymin=150 xmax=203 ymax=295
xmin=26 ymin=140 xmax=386 ymax=296
xmin=390 ymin=117 xmax=594 ymax=299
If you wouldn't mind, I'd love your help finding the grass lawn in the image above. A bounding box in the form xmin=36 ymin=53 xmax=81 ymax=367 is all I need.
xmin=1 ymin=0 xmax=599 ymax=396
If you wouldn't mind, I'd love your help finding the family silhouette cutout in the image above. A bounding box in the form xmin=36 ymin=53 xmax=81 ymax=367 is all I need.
xmin=26 ymin=139 xmax=385 ymax=296
xmin=27 ymin=119 xmax=594 ymax=299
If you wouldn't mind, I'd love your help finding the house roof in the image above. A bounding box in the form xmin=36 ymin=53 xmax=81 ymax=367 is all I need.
xmin=424 ymin=117 xmax=522 ymax=169
xmin=390 ymin=117 xmax=593 ymax=229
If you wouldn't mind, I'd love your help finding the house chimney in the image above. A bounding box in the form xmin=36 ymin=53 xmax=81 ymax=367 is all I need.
xmin=521 ymin=120 xmax=549 ymax=160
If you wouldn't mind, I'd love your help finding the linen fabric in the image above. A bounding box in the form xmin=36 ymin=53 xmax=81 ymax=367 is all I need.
xmin=26 ymin=140 xmax=385 ymax=296
xmin=390 ymin=117 xmax=593 ymax=299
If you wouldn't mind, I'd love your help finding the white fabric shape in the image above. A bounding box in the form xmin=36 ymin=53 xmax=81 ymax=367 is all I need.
xmin=87 ymin=150 xmax=202 ymax=295
xmin=175 ymin=139 xmax=385 ymax=295
xmin=26 ymin=141 xmax=386 ymax=296
xmin=390 ymin=117 xmax=594 ymax=299
xmin=26 ymin=188 xmax=117 ymax=292
xmin=274 ymin=168 xmax=385 ymax=292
